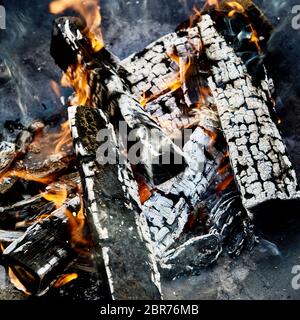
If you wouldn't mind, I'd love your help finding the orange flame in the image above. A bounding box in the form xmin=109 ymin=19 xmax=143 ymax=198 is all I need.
xmin=49 ymin=0 xmax=104 ymax=52
xmin=0 ymin=170 xmax=55 ymax=185
xmin=54 ymin=121 xmax=73 ymax=154
xmin=61 ymin=57 xmax=90 ymax=106
xmin=41 ymin=186 xmax=68 ymax=208
xmin=53 ymin=273 xmax=78 ymax=288
xmin=8 ymin=268 xmax=31 ymax=296
xmin=65 ymin=198 xmax=89 ymax=250
xmin=227 ymin=1 xmax=245 ymax=17
xmin=140 ymin=53 xmax=191 ymax=107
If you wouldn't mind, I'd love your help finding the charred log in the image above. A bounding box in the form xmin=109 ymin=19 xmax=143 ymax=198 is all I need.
xmin=198 ymin=14 xmax=300 ymax=214
xmin=69 ymin=105 xmax=162 ymax=300
xmin=0 ymin=197 xmax=80 ymax=296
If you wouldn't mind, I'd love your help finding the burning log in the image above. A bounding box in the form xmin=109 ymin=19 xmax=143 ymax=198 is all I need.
xmin=69 ymin=106 xmax=162 ymax=300
xmin=0 ymin=172 xmax=80 ymax=230
xmin=51 ymin=16 xmax=186 ymax=186
xmin=1 ymin=196 xmax=80 ymax=295
xmin=197 ymin=14 xmax=300 ymax=214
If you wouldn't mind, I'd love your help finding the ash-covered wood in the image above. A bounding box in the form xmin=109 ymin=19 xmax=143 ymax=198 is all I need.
xmin=69 ymin=106 xmax=162 ymax=300
xmin=198 ymin=14 xmax=300 ymax=213
xmin=0 ymin=230 xmax=24 ymax=244
xmin=0 ymin=196 xmax=80 ymax=295
xmin=50 ymin=5 xmax=299 ymax=283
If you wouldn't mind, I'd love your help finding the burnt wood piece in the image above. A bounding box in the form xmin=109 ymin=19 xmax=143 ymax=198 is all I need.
xmin=0 ymin=172 xmax=80 ymax=230
xmin=0 ymin=197 xmax=80 ymax=296
xmin=51 ymin=17 xmax=185 ymax=186
xmin=69 ymin=105 xmax=162 ymax=300
xmin=198 ymin=14 xmax=300 ymax=214
xmin=120 ymin=24 xmax=256 ymax=271
xmin=0 ymin=230 xmax=24 ymax=244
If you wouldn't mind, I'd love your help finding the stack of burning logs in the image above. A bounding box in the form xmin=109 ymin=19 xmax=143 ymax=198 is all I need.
xmin=0 ymin=1 xmax=299 ymax=300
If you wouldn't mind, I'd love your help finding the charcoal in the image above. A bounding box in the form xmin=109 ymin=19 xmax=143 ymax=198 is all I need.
xmin=0 ymin=196 xmax=80 ymax=296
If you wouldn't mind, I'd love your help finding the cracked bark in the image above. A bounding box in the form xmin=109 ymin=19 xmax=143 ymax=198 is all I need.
xmin=198 ymin=14 xmax=300 ymax=214
xmin=69 ymin=106 xmax=162 ymax=300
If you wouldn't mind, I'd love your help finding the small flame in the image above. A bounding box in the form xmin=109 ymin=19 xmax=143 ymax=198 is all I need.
xmin=53 ymin=273 xmax=78 ymax=288
xmin=54 ymin=121 xmax=73 ymax=154
xmin=227 ymin=1 xmax=245 ymax=17
xmin=41 ymin=186 xmax=68 ymax=208
xmin=140 ymin=53 xmax=191 ymax=107
xmin=49 ymin=0 xmax=104 ymax=52
xmin=207 ymin=0 xmax=220 ymax=9
xmin=250 ymin=25 xmax=260 ymax=51
xmin=61 ymin=57 xmax=90 ymax=106
xmin=65 ymin=197 xmax=89 ymax=250
xmin=8 ymin=268 xmax=31 ymax=295
xmin=0 ymin=242 xmax=4 ymax=254
xmin=0 ymin=170 xmax=55 ymax=185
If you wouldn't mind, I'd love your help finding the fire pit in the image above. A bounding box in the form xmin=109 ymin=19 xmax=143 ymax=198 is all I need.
xmin=0 ymin=0 xmax=300 ymax=301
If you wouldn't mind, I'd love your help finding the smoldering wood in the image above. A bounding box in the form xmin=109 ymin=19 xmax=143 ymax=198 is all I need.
xmin=198 ymin=14 xmax=300 ymax=214
xmin=0 ymin=172 xmax=80 ymax=230
xmin=50 ymin=6 xmax=299 ymax=282
xmin=0 ymin=196 xmax=80 ymax=295
xmin=69 ymin=105 xmax=162 ymax=300
xmin=119 ymin=23 xmax=256 ymax=271
xmin=51 ymin=17 xmax=186 ymax=186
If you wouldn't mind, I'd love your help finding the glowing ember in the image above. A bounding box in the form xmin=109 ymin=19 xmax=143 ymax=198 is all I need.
xmin=53 ymin=272 xmax=78 ymax=288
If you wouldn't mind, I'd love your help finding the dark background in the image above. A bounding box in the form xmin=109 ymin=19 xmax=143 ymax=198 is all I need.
xmin=0 ymin=0 xmax=300 ymax=299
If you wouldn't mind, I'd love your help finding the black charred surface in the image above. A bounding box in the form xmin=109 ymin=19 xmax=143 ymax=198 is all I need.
xmin=1 ymin=215 xmax=73 ymax=295
xmin=72 ymin=106 xmax=161 ymax=300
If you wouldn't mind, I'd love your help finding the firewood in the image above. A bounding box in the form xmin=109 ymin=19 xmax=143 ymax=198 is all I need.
xmin=0 ymin=230 xmax=24 ymax=244
xmin=69 ymin=105 xmax=162 ymax=300
xmin=0 ymin=172 xmax=80 ymax=230
xmin=198 ymin=14 xmax=300 ymax=214
xmin=0 ymin=196 xmax=80 ymax=296
xmin=51 ymin=17 xmax=186 ymax=186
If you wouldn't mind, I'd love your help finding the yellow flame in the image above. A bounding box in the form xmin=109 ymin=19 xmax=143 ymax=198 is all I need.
xmin=49 ymin=0 xmax=104 ymax=52
xmin=41 ymin=186 xmax=68 ymax=208
xmin=0 ymin=170 xmax=55 ymax=185
xmin=53 ymin=273 xmax=78 ymax=288
xmin=8 ymin=268 xmax=31 ymax=296
xmin=54 ymin=121 xmax=73 ymax=154
xmin=61 ymin=57 xmax=91 ymax=106
xmin=227 ymin=1 xmax=245 ymax=17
